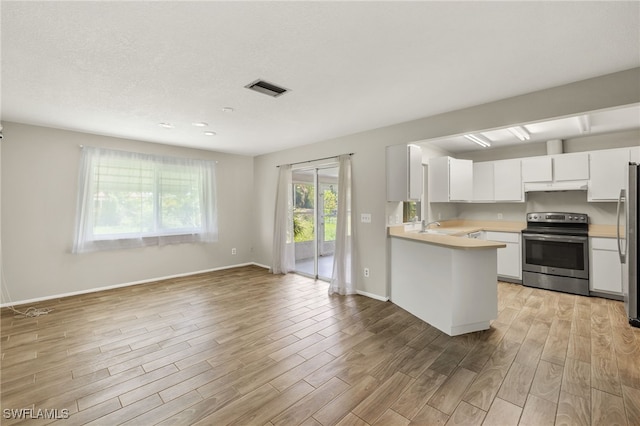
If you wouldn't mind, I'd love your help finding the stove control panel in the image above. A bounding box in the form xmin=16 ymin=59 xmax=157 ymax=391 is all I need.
xmin=526 ymin=212 xmax=588 ymax=223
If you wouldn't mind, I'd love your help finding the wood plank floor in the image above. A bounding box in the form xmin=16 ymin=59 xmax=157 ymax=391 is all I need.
xmin=2 ymin=265 xmax=640 ymax=425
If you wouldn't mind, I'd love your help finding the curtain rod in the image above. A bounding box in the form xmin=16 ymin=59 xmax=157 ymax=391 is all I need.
xmin=277 ymin=153 xmax=354 ymax=168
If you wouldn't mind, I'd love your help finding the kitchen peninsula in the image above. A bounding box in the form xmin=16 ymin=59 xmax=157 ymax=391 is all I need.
xmin=388 ymin=225 xmax=506 ymax=336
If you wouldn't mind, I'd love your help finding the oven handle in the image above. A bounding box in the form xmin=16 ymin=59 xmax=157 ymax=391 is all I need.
xmin=522 ymin=233 xmax=587 ymax=243
xmin=617 ymin=188 xmax=626 ymax=264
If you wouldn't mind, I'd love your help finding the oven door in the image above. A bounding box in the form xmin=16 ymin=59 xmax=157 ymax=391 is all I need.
xmin=522 ymin=232 xmax=589 ymax=279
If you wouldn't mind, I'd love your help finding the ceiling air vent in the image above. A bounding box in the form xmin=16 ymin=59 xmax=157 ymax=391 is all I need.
xmin=244 ymin=79 xmax=290 ymax=98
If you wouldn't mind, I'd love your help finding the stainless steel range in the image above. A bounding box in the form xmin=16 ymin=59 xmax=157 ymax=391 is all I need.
xmin=522 ymin=212 xmax=589 ymax=296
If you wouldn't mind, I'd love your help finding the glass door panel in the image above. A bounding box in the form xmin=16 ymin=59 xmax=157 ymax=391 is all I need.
xmin=292 ymin=165 xmax=339 ymax=280
xmin=317 ymin=167 xmax=339 ymax=280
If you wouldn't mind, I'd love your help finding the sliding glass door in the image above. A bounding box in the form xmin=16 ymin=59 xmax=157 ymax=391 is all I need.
xmin=293 ymin=165 xmax=339 ymax=280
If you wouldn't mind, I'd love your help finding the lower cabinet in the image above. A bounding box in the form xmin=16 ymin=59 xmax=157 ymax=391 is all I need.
xmin=590 ymin=237 xmax=623 ymax=296
xmin=484 ymin=231 xmax=522 ymax=281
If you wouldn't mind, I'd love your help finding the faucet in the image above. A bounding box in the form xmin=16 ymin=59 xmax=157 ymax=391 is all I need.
xmin=421 ymin=220 xmax=441 ymax=231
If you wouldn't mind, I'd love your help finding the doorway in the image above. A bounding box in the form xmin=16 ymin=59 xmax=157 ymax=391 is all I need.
xmin=292 ymin=165 xmax=339 ymax=280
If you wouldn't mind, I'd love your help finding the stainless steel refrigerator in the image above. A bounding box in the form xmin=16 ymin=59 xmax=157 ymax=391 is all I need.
xmin=619 ymin=163 xmax=639 ymax=328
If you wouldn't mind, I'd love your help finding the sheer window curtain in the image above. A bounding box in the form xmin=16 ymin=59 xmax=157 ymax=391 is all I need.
xmin=329 ymin=154 xmax=355 ymax=295
xmin=73 ymin=147 xmax=217 ymax=253
xmin=272 ymin=164 xmax=295 ymax=274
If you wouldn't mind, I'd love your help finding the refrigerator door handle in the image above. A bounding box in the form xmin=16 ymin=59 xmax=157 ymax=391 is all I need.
xmin=617 ymin=188 xmax=626 ymax=264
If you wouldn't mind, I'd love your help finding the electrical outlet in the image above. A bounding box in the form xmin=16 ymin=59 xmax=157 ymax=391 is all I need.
xmin=231 ymin=248 xmax=237 ymax=255
xmin=361 ymin=213 xmax=372 ymax=223
xmin=497 ymin=213 xmax=503 ymax=220
xmin=364 ymin=268 xmax=370 ymax=278
xmin=438 ymin=212 xmax=442 ymax=220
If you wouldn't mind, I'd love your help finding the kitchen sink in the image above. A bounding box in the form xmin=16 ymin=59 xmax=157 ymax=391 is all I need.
xmin=418 ymin=228 xmax=459 ymax=235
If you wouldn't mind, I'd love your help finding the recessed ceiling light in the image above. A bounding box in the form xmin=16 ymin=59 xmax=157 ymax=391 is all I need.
xmin=192 ymin=122 xmax=208 ymax=127
xmin=222 ymin=107 xmax=234 ymax=113
xmin=204 ymin=131 xmax=217 ymax=136
xmin=158 ymin=122 xmax=174 ymax=129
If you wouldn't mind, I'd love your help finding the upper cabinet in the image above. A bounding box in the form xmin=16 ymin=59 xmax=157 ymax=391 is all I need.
xmin=522 ymin=152 xmax=589 ymax=189
xmin=522 ymin=157 xmax=552 ymax=182
xmin=493 ymin=159 xmax=523 ymax=202
xmin=473 ymin=162 xmax=494 ymax=202
xmin=423 ymin=146 xmax=635 ymax=204
xmin=588 ymin=148 xmax=632 ymax=201
xmin=429 ymin=156 xmax=473 ymax=202
xmin=386 ymin=144 xmax=423 ymax=202
xmin=554 ymin=152 xmax=589 ymax=181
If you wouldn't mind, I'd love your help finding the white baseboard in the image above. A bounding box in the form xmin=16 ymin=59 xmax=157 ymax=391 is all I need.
xmin=357 ymin=290 xmax=389 ymax=302
xmin=0 ymin=262 xmax=266 ymax=308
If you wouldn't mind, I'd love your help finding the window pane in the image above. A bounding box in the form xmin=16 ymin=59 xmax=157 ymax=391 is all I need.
xmin=293 ymin=183 xmax=314 ymax=242
xmin=159 ymin=165 xmax=202 ymax=232
xmin=93 ymin=159 xmax=154 ymax=236
xmin=323 ymin=185 xmax=337 ymax=242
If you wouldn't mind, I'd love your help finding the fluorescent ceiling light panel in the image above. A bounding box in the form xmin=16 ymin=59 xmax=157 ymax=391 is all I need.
xmin=508 ymin=126 xmax=530 ymax=141
xmin=464 ymin=133 xmax=491 ymax=148
xmin=578 ymin=115 xmax=591 ymax=133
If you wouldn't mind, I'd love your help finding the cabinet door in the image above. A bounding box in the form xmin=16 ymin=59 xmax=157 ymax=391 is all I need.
xmin=473 ymin=162 xmax=494 ymax=201
xmin=591 ymin=238 xmax=622 ymax=294
xmin=554 ymin=152 xmax=589 ymax=181
xmin=387 ymin=144 xmax=423 ymax=202
xmin=589 ymin=149 xmax=630 ymax=201
xmin=408 ymin=145 xmax=423 ymax=201
xmin=497 ymin=243 xmax=522 ymax=279
xmin=449 ymin=158 xmax=473 ymax=201
xmin=485 ymin=231 xmax=521 ymax=279
xmin=522 ymin=157 xmax=552 ymax=182
xmin=591 ymin=249 xmax=623 ymax=294
xmin=494 ymin=160 xmax=523 ymax=202
xmin=428 ymin=156 xmax=450 ymax=202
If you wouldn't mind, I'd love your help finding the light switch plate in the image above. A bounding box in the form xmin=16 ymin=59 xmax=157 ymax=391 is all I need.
xmin=361 ymin=213 xmax=372 ymax=223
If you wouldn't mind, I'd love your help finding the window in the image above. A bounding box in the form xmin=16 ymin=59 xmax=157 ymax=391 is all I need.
xmin=73 ymin=147 xmax=217 ymax=253
xmin=402 ymin=201 xmax=421 ymax=223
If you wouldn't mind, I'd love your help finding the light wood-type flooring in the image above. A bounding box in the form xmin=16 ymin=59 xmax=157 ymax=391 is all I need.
xmin=2 ymin=265 xmax=640 ymax=425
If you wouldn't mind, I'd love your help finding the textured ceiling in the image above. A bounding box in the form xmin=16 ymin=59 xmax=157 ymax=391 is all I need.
xmin=2 ymin=1 xmax=639 ymax=156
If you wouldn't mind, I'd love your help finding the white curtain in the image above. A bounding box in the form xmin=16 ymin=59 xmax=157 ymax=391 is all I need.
xmin=272 ymin=164 xmax=295 ymax=274
xmin=73 ymin=147 xmax=217 ymax=253
xmin=329 ymin=155 xmax=355 ymax=295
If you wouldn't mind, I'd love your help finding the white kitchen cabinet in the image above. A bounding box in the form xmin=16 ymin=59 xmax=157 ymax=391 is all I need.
xmin=473 ymin=162 xmax=494 ymax=201
xmin=485 ymin=231 xmax=522 ymax=281
xmin=553 ymin=152 xmax=589 ymax=181
xmin=588 ymin=148 xmax=631 ymax=201
xmin=522 ymin=152 xmax=588 ymax=183
xmin=386 ymin=144 xmax=423 ymax=201
xmin=590 ymin=237 xmax=622 ymax=296
xmin=428 ymin=156 xmax=473 ymax=202
xmin=493 ymin=159 xmax=523 ymax=202
xmin=522 ymin=157 xmax=552 ymax=182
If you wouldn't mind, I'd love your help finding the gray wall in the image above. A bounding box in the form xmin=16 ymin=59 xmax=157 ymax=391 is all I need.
xmin=2 ymin=68 xmax=638 ymax=303
xmin=1 ymin=122 xmax=255 ymax=303
xmin=253 ymin=68 xmax=640 ymax=300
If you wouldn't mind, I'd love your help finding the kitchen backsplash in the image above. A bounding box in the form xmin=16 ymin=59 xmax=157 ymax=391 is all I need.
xmin=431 ymin=190 xmax=619 ymax=225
